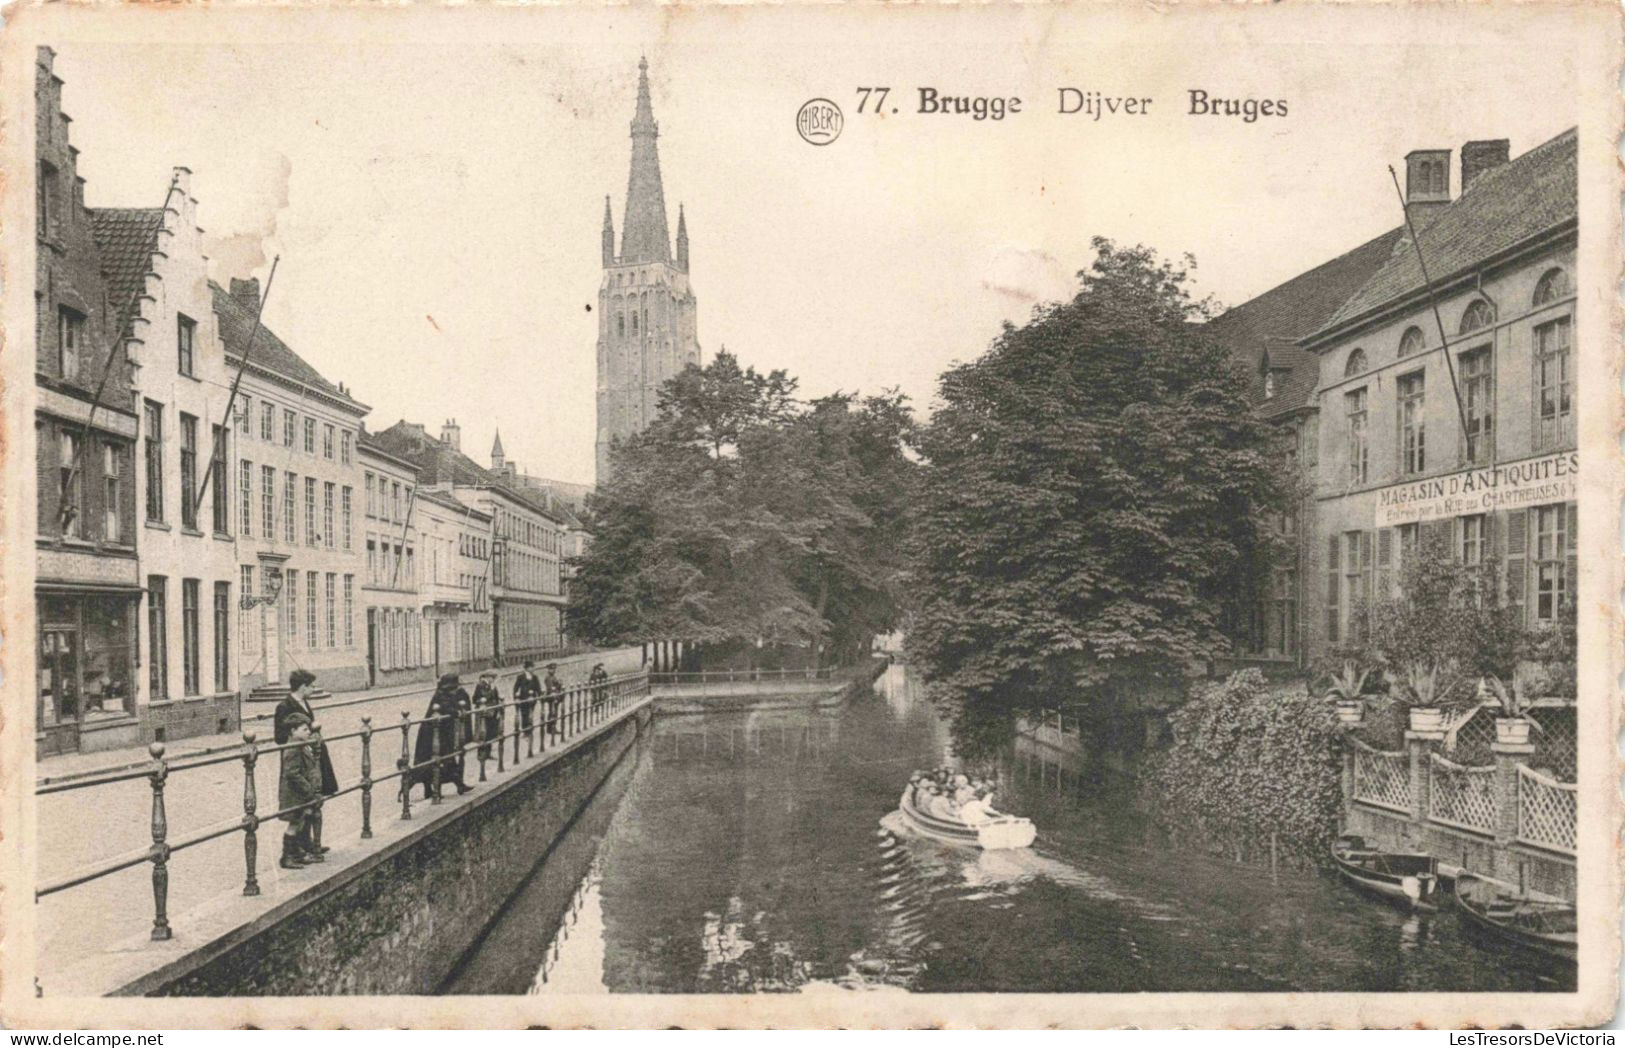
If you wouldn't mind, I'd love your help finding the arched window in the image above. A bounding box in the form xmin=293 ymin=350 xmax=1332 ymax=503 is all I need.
xmin=1459 ymin=300 xmax=1494 ymax=335
xmin=616 ymin=314 xmax=624 ymax=337
xmin=631 ymin=312 xmax=639 ymax=334
xmin=1344 ymin=348 xmax=1368 ymax=378
xmin=1398 ymin=327 xmax=1425 ymax=358
xmin=1533 ymin=267 xmax=1569 ymax=306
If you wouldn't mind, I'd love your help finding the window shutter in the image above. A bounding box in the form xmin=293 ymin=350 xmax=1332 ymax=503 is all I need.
xmin=1565 ymin=502 xmax=1578 ymax=609
xmin=1376 ymin=527 xmax=1394 ymax=599
xmin=1359 ymin=531 xmax=1374 ymax=641
xmin=1325 ymin=533 xmax=1340 ymax=645
xmin=1504 ymin=509 xmax=1527 ymax=618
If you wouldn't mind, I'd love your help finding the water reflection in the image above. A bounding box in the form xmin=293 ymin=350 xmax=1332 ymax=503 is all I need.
xmin=448 ymin=663 xmax=1574 ymax=994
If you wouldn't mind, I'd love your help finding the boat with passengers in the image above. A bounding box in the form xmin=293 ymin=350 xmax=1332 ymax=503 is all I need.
xmin=896 ymin=768 xmax=1037 ymax=850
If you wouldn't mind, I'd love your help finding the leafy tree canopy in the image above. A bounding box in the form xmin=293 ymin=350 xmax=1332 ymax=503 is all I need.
xmin=909 ymin=238 xmax=1284 ymax=723
xmin=566 ymin=351 xmax=917 ymax=665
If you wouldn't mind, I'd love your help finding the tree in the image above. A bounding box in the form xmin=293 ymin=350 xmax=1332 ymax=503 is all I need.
xmin=566 ymin=352 xmax=917 ymax=665
xmin=909 ymin=238 xmax=1284 ymax=726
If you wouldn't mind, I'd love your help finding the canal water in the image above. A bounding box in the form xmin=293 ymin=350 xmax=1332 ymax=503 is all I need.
xmin=445 ymin=664 xmax=1573 ymax=994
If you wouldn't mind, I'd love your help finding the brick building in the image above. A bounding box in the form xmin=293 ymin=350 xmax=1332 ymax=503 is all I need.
xmin=32 ymin=47 xmax=142 ymax=755
xmin=1207 ymin=228 xmax=1404 ymax=664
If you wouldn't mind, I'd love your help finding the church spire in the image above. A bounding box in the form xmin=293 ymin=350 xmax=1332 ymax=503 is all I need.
xmin=491 ymin=428 xmax=506 ymax=470
xmin=601 ymin=195 xmax=615 ymax=266
xmin=620 ymin=56 xmax=671 ymax=264
xmin=676 ymin=203 xmax=689 ymax=272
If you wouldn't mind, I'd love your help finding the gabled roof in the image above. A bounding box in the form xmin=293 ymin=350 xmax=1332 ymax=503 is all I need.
xmin=210 ymin=281 xmax=366 ymax=413
xmin=89 ymin=207 xmax=164 ymax=336
xmin=416 ymin=485 xmax=492 ymax=521
xmin=1310 ymin=128 xmax=1577 ymax=342
xmin=1206 ymin=226 xmax=1404 ymax=418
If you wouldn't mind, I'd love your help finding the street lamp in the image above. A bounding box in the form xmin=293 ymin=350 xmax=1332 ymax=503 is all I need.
xmin=240 ymin=565 xmax=285 ymax=610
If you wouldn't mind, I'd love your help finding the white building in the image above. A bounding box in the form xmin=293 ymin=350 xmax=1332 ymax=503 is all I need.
xmin=358 ymin=433 xmax=426 ymax=687
xmin=416 ymin=486 xmax=494 ymax=676
xmin=94 ymin=167 xmax=240 ymax=742
xmin=216 ymin=278 xmax=370 ymax=697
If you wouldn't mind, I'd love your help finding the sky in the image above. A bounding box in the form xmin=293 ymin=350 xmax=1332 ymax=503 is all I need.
xmin=42 ymin=5 xmax=1588 ymax=487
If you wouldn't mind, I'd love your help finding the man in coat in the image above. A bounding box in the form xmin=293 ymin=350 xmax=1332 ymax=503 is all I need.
xmin=409 ymin=673 xmax=475 ymax=799
xmin=513 ymin=659 xmax=542 ymax=742
xmin=274 ymin=669 xmax=337 ymax=857
xmin=542 ymin=662 xmax=565 ymax=744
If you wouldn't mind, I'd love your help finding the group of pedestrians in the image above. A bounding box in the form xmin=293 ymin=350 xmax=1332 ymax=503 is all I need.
xmin=271 ymin=659 xmax=614 ymax=870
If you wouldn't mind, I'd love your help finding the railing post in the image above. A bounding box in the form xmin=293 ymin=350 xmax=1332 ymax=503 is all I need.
xmin=399 ymin=710 xmax=413 ymax=821
xmin=431 ymin=715 xmax=444 ymax=804
xmin=147 ymin=742 xmax=172 ymax=941
xmin=360 ymin=717 xmax=374 ymax=839
xmin=242 ymin=732 xmax=261 ymax=897
xmin=497 ymin=704 xmax=506 ymax=774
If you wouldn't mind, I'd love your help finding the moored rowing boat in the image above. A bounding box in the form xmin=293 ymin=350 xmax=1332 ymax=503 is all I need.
xmin=1330 ymin=834 xmax=1440 ymax=912
xmin=1454 ymin=873 xmax=1577 ymax=964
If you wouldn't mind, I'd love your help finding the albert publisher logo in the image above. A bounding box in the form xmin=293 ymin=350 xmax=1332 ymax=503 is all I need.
xmin=797 ymin=98 xmax=843 ymax=146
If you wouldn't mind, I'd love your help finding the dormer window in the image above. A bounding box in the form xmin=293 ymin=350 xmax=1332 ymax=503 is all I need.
xmin=1263 ymin=370 xmax=1276 ymax=399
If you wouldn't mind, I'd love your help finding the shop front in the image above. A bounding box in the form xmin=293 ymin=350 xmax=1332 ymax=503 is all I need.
xmin=36 ymin=587 xmax=141 ymax=757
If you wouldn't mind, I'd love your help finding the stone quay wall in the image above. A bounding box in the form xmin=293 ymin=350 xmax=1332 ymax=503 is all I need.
xmin=115 ymin=704 xmax=652 ymax=997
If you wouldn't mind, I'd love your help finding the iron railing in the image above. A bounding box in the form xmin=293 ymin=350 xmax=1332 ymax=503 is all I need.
xmin=35 ymin=670 xmax=651 ymax=943
xmin=649 ymin=667 xmax=840 ymax=685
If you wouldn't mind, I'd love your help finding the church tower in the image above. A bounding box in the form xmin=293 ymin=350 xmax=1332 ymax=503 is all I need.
xmin=596 ymin=57 xmax=701 ymax=484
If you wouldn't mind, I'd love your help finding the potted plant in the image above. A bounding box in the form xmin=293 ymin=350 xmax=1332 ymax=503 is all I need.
xmin=1484 ymin=672 xmax=1544 ymax=747
xmin=1399 ymin=659 xmax=1460 ymax=733
xmin=1324 ymin=660 xmax=1370 ymax=726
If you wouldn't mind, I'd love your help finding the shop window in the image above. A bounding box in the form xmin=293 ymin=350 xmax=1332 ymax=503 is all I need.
xmin=1397 ymin=371 xmax=1426 ymax=475
xmin=1460 ymin=513 xmax=1486 ymax=567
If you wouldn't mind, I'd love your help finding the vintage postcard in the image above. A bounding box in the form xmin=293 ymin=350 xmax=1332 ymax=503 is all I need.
xmin=0 ymin=0 xmax=1620 ymax=1030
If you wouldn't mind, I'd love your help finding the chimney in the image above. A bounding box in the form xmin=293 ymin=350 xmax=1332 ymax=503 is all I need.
xmin=229 ymin=277 xmax=261 ymax=313
xmin=1403 ymin=148 xmax=1451 ymax=215
xmin=1460 ymin=139 xmax=1510 ymax=193
xmin=440 ymin=418 xmax=461 ymax=452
